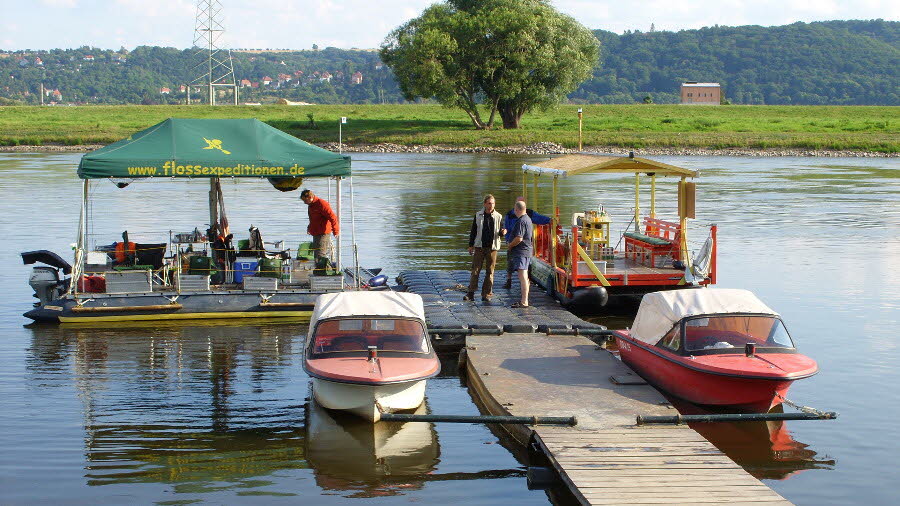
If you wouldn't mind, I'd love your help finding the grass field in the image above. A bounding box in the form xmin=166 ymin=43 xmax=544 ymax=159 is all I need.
xmin=0 ymin=104 xmax=896 ymax=152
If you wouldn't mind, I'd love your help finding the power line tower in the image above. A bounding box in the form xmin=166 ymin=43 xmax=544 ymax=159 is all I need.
xmin=189 ymin=0 xmax=238 ymax=105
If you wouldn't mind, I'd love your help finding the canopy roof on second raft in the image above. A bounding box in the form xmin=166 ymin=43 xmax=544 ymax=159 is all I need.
xmin=522 ymin=154 xmax=698 ymax=178
xmin=78 ymin=118 xmax=350 ymax=180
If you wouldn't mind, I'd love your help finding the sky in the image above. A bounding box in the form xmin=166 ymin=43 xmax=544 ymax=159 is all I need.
xmin=1 ymin=0 xmax=897 ymax=51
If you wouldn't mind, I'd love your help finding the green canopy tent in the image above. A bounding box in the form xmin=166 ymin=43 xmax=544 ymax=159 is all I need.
xmin=78 ymin=118 xmax=350 ymax=179
xmin=71 ymin=118 xmax=354 ymax=292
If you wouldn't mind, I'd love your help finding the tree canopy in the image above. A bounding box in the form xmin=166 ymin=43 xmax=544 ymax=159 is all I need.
xmin=379 ymin=0 xmax=599 ymax=129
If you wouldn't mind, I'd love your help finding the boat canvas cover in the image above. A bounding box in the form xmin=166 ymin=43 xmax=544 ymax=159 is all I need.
xmin=311 ymin=291 xmax=426 ymax=324
xmin=630 ymin=289 xmax=778 ymax=344
xmin=78 ymin=118 xmax=350 ymax=179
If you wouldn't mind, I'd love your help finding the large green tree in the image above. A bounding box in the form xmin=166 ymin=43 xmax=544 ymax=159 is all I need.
xmin=379 ymin=0 xmax=599 ymax=129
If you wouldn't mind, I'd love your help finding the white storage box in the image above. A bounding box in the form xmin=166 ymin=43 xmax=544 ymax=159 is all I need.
xmin=178 ymin=274 xmax=210 ymax=291
xmin=310 ymin=275 xmax=344 ymax=291
xmin=106 ymin=270 xmax=153 ymax=293
xmin=243 ymin=276 xmax=278 ymax=291
xmin=577 ymin=260 xmax=607 ymax=275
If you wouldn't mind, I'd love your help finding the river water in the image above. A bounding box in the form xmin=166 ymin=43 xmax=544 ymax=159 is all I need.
xmin=0 ymin=152 xmax=897 ymax=505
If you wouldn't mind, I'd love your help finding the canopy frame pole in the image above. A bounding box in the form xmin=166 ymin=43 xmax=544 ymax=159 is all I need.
xmin=208 ymin=178 xmax=218 ymax=234
xmin=634 ymin=173 xmax=641 ymax=232
xmin=679 ymin=176 xmax=689 ymax=265
xmin=335 ymin=177 xmax=342 ymax=272
xmin=350 ymin=175 xmax=359 ymax=288
xmin=532 ymin=173 xmax=539 ymax=213
xmin=551 ymin=175 xmax=558 ymax=269
xmin=70 ymin=179 xmax=89 ymax=295
xmin=650 ymin=173 xmax=657 ymax=218
xmin=522 ymin=168 xmax=528 ymax=202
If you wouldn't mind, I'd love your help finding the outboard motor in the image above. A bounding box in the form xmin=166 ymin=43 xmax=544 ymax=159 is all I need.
xmin=29 ymin=266 xmax=65 ymax=305
xmin=21 ymin=250 xmax=72 ymax=306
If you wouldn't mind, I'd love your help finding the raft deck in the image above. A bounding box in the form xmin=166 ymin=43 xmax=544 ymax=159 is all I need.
xmin=465 ymin=334 xmax=791 ymax=505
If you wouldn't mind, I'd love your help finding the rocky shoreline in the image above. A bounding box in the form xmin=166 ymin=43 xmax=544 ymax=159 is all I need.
xmin=0 ymin=142 xmax=895 ymax=157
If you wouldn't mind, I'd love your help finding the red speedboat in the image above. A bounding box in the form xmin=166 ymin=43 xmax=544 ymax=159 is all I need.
xmin=303 ymin=291 xmax=441 ymax=422
xmin=612 ymin=289 xmax=818 ymax=412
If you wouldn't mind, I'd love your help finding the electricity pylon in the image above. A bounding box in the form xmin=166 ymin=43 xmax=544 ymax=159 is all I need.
xmin=189 ymin=0 xmax=238 ymax=105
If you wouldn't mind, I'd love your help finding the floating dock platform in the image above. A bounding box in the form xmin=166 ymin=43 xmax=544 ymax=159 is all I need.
xmin=398 ymin=270 xmax=603 ymax=350
xmin=464 ymin=334 xmax=791 ymax=505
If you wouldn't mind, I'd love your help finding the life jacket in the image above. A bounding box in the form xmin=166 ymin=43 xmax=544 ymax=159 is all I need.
xmin=115 ymin=241 xmax=136 ymax=263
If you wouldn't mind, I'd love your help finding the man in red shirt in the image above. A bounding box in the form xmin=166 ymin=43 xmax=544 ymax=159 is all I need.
xmin=300 ymin=189 xmax=339 ymax=272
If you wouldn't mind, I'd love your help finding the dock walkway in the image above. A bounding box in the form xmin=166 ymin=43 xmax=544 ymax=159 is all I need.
xmin=464 ymin=334 xmax=791 ymax=505
xmin=398 ymin=270 xmax=603 ymax=333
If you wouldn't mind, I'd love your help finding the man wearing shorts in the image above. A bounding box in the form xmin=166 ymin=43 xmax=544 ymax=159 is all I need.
xmin=507 ymin=201 xmax=533 ymax=308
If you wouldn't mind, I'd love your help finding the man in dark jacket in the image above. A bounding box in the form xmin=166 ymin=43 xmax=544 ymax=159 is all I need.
xmin=503 ymin=197 xmax=550 ymax=289
xmin=301 ymin=189 xmax=339 ymax=272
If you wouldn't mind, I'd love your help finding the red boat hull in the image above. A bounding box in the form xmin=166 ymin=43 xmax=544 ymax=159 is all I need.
xmin=614 ymin=333 xmax=816 ymax=412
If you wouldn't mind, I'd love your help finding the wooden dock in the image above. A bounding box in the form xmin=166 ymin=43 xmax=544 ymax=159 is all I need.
xmin=464 ymin=334 xmax=791 ymax=505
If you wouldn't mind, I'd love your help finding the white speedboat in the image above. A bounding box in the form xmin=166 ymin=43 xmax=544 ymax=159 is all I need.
xmin=302 ymin=291 xmax=440 ymax=422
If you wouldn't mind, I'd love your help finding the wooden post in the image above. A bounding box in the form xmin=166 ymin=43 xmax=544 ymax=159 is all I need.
xmin=634 ymin=173 xmax=641 ymax=232
xmin=678 ymin=177 xmax=688 ymax=264
xmin=577 ymin=108 xmax=583 ymax=151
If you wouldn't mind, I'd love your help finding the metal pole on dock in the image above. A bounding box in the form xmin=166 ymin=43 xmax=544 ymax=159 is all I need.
xmin=577 ymin=108 xmax=583 ymax=151
xmin=380 ymin=413 xmax=577 ymax=426
xmin=637 ymin=411 xmax=838 ymax=425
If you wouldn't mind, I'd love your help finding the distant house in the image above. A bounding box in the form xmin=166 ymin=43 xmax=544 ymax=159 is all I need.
xmin=34 ymin=57 xmax=43 ymax=66
xmin=83 ymin=55 xmax=95 ymax=62
xmin=262 ymin=76 xmax=272 ymax=85
xmin=319 ymin=72 xmax=332 ymax=82
xmin=178 ymin=85 xmax=186 ymax=93
xmin=160 ymin=87 xmax=171 ymax=94
xmin=250 ymin=82 xmax=259 ymax=89
xmin=375 ymin=63 xmax=384 ymax=70
xmin=277 ymin=73 xmax=291 ymax=82
xmin=351 ymin=71 xmax=363 ymax=85
xmin=293 ymin=70 xmax=304 ymax=77
xmin=680 ymin=82 xmax=720 ymax=105
xmin=240 ymin=79 xmax=252 ymax=88
xmin=51 ymin=89 xmax=62 ymax=101
xmin=115 ymin=55 xmax=127 ymax=64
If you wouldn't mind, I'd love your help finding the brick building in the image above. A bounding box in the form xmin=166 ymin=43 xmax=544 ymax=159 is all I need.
xmin=680 ymin=82 xmax=721 ymax=105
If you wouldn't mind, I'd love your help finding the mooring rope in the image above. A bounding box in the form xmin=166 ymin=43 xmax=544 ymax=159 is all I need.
xmin=776 ymin=393 xmax=830 ymax=417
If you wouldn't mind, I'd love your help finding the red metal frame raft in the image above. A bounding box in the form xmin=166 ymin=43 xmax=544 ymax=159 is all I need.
xmin=522 ymin=154 xmax=718 ymax=302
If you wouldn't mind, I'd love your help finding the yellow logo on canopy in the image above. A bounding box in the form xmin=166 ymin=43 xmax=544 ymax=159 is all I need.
xmin=202 ymin=137 xmax=231 ymax=155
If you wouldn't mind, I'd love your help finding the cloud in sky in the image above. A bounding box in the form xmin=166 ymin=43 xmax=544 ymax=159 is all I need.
xmin=3 ymin=0 xmax=898 ymax=50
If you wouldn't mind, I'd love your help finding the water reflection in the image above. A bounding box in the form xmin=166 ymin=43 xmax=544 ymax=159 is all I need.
xmin=676 ymin=403 xmax=836 ymax=480
xmin=26 ymin=322 xmax=309 ymax=494
xmin=306 ymin=400 xmax=439 ymax=497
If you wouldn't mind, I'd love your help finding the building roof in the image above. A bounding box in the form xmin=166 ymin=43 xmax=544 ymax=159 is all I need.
xmin=522 ymin=154 xmax=698 ymax=178
xmin=682 ymin=82 xmax=720 ymax=87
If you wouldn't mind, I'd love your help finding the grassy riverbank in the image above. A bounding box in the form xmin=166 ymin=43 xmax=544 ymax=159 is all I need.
xmin=0 ymin=104 xmax=896 ymax=152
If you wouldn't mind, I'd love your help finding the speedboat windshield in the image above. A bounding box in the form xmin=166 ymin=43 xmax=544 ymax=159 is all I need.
xmin=311 ymin=318 xmax=429 ymax=356
xmin=682 ymin=315 xmax=795 ymax=352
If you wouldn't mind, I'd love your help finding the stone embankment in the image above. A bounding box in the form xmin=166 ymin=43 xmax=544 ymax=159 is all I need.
xmin=1 ymin=142 xmax=895 ymax=157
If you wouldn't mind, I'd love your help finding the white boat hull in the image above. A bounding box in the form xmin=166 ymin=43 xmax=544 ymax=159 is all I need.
xmin=311 ymin=377 xmax=427 ymax=422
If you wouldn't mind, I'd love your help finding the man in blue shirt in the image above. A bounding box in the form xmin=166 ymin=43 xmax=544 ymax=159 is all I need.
xmin=503 ymin=197 xmax=550 ymax=290
xmin=507 ymin=201 xmax=534 ymax=308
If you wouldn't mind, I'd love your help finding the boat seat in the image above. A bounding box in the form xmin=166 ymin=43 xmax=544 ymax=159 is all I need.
xmin=378 ymin=335 xmax=419 ymax=352
xmin=330 ymin=336 xmax=368 ymax=352
xmin=623 ymin=231 xmax=672 ymax=246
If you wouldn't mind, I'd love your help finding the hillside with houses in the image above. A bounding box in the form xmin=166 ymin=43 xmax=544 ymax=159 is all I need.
xmin=0 ymin=20 xmax=897 ymax=106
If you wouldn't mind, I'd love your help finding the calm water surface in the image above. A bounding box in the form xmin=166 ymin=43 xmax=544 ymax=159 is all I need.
xmin=0 ymin=152 xmax=897 ymax=505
